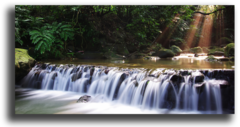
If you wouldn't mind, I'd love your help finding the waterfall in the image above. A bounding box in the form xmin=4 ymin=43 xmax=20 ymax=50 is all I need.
xmin=20 ymin=64 xmax=234 ymax=113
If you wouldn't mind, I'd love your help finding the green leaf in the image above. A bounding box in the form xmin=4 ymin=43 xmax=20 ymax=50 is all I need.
xmin=35 ymin=40 xmax=44 ymax=50
xmin=32 ymin=37 xmax=42 ymax=44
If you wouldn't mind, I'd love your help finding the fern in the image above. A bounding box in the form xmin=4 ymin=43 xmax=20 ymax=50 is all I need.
xmin=29 ymin=26 xmax=55 ymax=54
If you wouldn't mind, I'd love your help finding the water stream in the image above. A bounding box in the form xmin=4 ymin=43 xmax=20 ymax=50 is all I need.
xmin=15 ymin=61 xmax=234 ymax=114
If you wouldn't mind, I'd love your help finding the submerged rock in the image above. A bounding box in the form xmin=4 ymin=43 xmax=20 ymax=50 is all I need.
xmin=77 ymin=95 xmax=92 ymax=103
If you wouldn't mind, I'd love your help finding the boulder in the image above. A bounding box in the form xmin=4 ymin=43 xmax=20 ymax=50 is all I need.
xmin=224 ymin=43 xmax=234 ymax=57
xmin=153 ymin=49 xmax=175 ymax=58
xmin=170 ymin=74 xmax=184 ymax=84
xmin=77 ymin=95 xmax=91 ymax=103
xmin=90 ymin=68 xmax=95 ymax=76
xmin=15 ymin=48 xmax=36 ymax=83
xmin=170 ymin=45 xmax=182 ymax=55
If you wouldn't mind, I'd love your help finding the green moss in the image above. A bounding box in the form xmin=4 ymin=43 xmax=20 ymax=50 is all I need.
xmin=208 ymin=46 xmax=224 ymax=55
xmin=158 ymin=49 xmax=175 ymax=58
xmin=15 ymin=48 xmax=35 ymax=68
xmin=190 ymin=46 xmax=203 ymax=53
xmin=170 ymin=45 xmax=182 ymax=55
xmin=205 ymin=55 xmax=216 ymax=61
xmin=224 ymin=43 xmax=234 ymax=57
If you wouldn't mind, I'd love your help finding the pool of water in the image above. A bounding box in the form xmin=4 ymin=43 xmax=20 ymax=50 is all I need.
xmin=41 ymin=55 xmax=234 ymax=69
xmin=15 ymin=88 xmax=208 ymax=114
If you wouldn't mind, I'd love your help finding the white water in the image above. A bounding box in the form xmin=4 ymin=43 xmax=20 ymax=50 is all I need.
xmin=19 ymin=64 xmax=226 ymax=114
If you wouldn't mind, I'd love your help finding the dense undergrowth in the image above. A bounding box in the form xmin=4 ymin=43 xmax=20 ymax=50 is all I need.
xmin=15 ymin=5 xmax=234 ymax=60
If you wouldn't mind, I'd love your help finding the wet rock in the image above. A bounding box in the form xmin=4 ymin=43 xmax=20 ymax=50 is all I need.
xmin=195 ymin=82 xmax=206 ymax=94
xmin=83 ymin=66 xmax=88 ymax=72
xmin=131 ymin=80 xmax=138 ymax=87
xmin=34 ymin=70 xmax=41 ymax=76
xmin=191 ymin=71 xmax=204 ymax=83
xmin=90 ymin=68 xmax=95 ymax=76
xmin=105 ymin=69 xmax=109 ymax=74
xmin=51 ymin=72 xmax=58 ymax=80
xmin=148 ymin=74 xmax=156 ymax=77
xmin=170 ymin=74 xmax=184 ymax=84
xmin=140 ymin=80 xmax=149 ymax=96
xmin=77 ymin=95 xmax=91 ymax=103
xmin=179 ymin=70 xmax=191 ymax=76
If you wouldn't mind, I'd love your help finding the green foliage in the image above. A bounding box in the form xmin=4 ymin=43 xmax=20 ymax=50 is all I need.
xmin=190 ymin=46 xmax=203 ymax=53
xmin=220 ymin=37 xmax=234 ymax=43
xmin=224 ymin=43 xmax=234 ymax=57
xmin=29 ymin=26 xmax=54 ymax=54
xmin=205 ymin=55 xmax=216 ymax=61
xmin=208 ymin=46 xmax=224 ymax=55
xmin=67 ymin=52 xmax=75 ymax=56
xmin=170 ymin=45 xmax=182 ymax=55
xmin=153 ymin=44 xmax=162 ymax=51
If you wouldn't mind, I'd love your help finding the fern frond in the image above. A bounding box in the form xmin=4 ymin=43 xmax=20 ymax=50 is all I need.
xmin=40 ymin=26 xmax=48 ymax=32
xmin=60 ymin=32 xmax=65 ymax=39
xmin=40 ymin=45 xmax=45 ymax=54
xmin=62 ymin=28 xmax=73 ymax=31
xmin=35 ymin=40 xmax=44 ymax=50
xmin=55 ymin=22 xmax=62 ymax=31
xmin=32 ymin=37 xmax=43 ymax=44
xmin=55 ymin=38 xmax=64 ymax=44
xmin=64 ymin=34 xmax=68 ymax=41
xmin=43 ymin=42 xmax=51 ymax=51
xmin=43 ymin=35 xmax=54 ymax=42
xmin=31 ymin=34 xmax=41 ymax=40
xmin=29 ymin=30 xmax=42 ymax=36
xmin=60 ymin=25 xmax=71 ymax=29
xmin=57 ymin=45 xmax=64 ymax=49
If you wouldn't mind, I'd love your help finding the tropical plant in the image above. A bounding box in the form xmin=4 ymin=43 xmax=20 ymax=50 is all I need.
xmin=29 ymin=26 xmax=55 ymax=54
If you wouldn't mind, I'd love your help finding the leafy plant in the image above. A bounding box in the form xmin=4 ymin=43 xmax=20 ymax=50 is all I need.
xmin=29 ymin=26 xmax=55 ymax=54
xmin=67 ymin=52 xmax=75 ymax=56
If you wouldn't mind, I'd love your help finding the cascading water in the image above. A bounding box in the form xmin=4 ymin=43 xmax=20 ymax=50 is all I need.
xmin=19 ymin=63 xmax=234 ymax=114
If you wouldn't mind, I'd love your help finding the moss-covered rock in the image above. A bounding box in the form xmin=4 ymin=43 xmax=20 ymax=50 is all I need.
xmin=190 ymin=46 xmax=203 ymax=54
xmin=224 ymin=43 xmax=234 ymax=57
xmin=170 ymin=45 xmax=182 ymax=55
xmin=15 ymin=48 xmax=36 ymax=83
xmin=154 ymin=49 xmax=175 ymax=58
xmin=205 ymin=55 xmax=216 ymax=61
xmin=208 ymin=51 xmax=225 ymax=56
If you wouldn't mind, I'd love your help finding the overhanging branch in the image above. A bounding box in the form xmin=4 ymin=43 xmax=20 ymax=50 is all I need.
xmin=179 ymin=8 xmax=224 ymax=15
